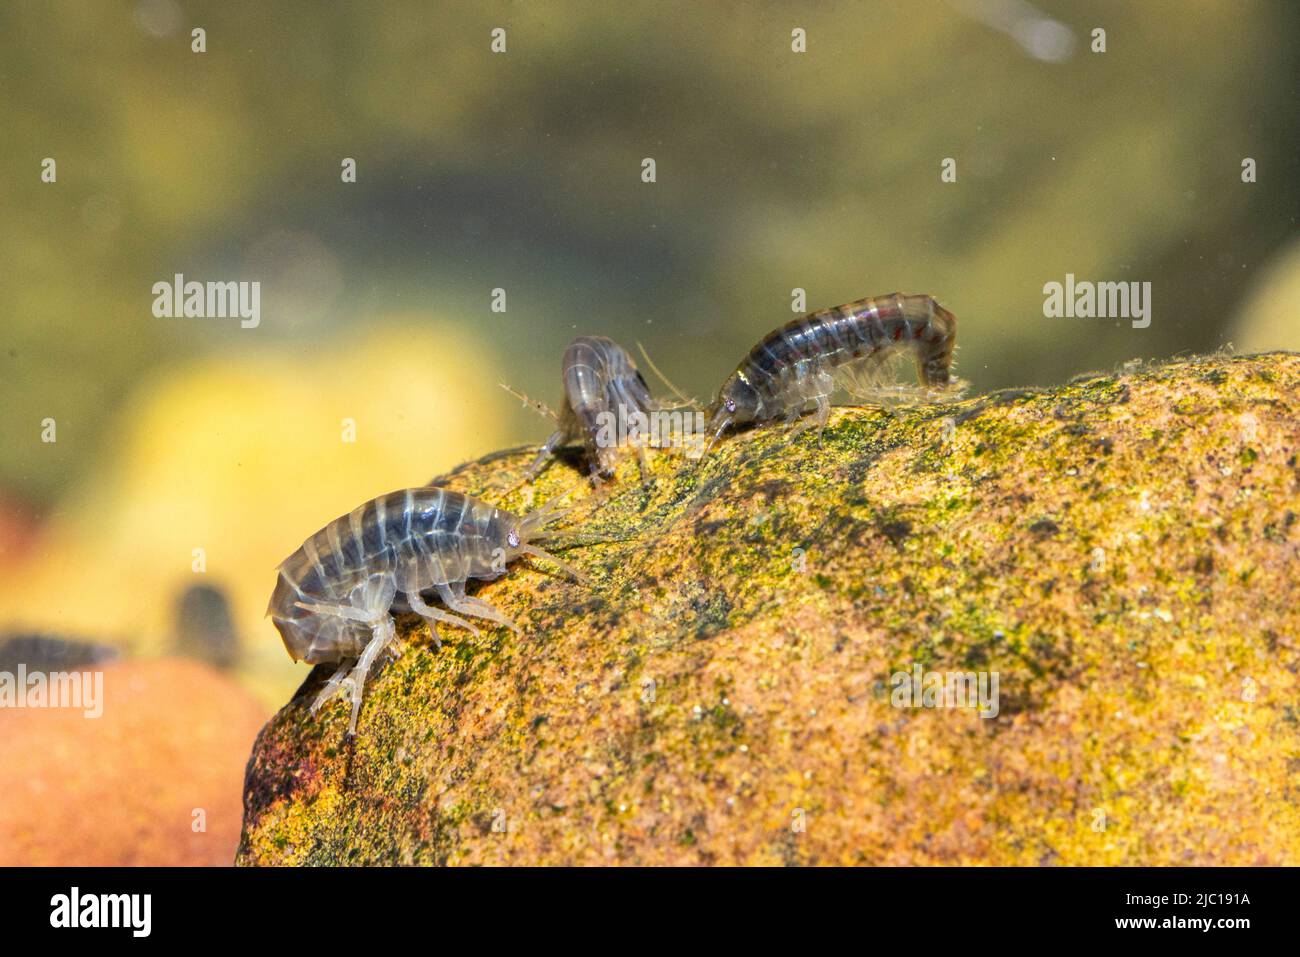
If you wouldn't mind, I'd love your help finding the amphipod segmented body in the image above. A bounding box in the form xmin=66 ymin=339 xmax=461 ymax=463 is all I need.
xmin=267 ymin=488 xmax=580 ymax=733
xmin=512 ymin=335 xmax=660 ymax=483
xmin=705 ymin=293 xmax=962 ymax=450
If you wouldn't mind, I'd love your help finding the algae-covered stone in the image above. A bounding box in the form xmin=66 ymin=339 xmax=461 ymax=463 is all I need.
xmin=238 ymin=352 xmax=1300 ymax=865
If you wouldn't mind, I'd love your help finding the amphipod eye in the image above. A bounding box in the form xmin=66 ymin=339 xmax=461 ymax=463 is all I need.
xmin=724 ymin=397 xmax=737 ymax=413
xmin=507 ymin=530 xmax=521 ymax=548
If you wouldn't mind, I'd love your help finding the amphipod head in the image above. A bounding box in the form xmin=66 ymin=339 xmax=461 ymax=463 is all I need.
xmin=587 ymin=437 xmax=620 ymax=483
xmin=505 ymin=496 xmax=588 ymax=583
xmin=567 ymin=404 xmax=619 ymax=482
xmin=703 ymin=372 xmax=761 ymax=457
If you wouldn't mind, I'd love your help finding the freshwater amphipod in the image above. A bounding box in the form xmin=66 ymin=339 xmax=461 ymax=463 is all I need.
xmin=506 ymin=335 xmax=663 ymax=483
xmin=705 ymin=293 xmax=963 ymax=451
xmin=267 ymin=488 xmax=581 ymax=733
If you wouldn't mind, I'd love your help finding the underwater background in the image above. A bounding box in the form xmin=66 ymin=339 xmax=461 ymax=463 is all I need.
xmin=0 ymin=0 xmax=1297 ymax=863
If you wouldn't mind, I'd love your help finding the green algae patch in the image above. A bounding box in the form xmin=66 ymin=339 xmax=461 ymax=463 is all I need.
xmin=239 ymin=352 xmax=1300 ymax=865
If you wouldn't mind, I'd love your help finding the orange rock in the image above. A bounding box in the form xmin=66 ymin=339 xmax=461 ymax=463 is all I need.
xmin=0 ymin=658 xmax=268 ymax=866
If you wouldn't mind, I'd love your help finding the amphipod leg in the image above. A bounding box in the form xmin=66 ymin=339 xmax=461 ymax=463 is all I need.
xmin=783 ymin=365 xmax=833 ymax=441
xmin=340 ymin=616 xmax=396 ymax=734
xmin=701 ymin=415 xmax=732 ymax=462
xmin=435 ymin=581 xmax=521 ymax=636
xmin=585 ymin=456 xmax=609 ymax=489
xmin=299 ymin=576 xmax=398 ymax=733
xmin=311 ymin=661 xmax=355 ymax=716
xmin=526 ymin=430 xmax=565 ymax=480
xmin=305 ymin=615 xmax=398 ymax=735
xmin=405 ymin=589 xmax=480 ymax=647
xmin=295 ymin=599 xmax=370 ymax=622
xmin=634 ymin=442 xmax=652 ymax=487
xmin=789 ymin=394 xmax=832 ymax=444
xmin=518 ymin=544 xmax=589 ymax=585
xmin=498 ymin=424 xmax=563 ymax=495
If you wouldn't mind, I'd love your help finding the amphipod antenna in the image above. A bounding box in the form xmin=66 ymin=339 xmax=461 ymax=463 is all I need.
xmin=636 ymin=342 xmax=696 ymax=409
xmin=500 ymin=382 xmax=559 ymax=422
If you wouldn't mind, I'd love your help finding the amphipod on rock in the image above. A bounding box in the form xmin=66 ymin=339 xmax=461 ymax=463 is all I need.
xmin=267 ymin=488 xmax=582 ymax=734
xmin=705 ymin=293 xmax=965 ymax=453
xmin=505 ymin=335 xmax=692 ymax=484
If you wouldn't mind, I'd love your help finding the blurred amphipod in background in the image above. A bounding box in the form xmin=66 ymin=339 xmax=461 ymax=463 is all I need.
xmin=0 ymin=632 xmax=119 ymax=673
xmin=173 ymin=582 xmax=240 ymax=670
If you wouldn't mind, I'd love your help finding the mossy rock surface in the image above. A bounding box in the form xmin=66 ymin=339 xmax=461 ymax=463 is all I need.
xmin=239 ymin=352 xmax=1300 ymax=865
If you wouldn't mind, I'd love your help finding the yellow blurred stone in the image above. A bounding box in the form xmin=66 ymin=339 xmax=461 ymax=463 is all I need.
xmin=0 ymin=320 xmax=510 ymax=706
xmin=1229 ymin=238 xmax=1300 ymax=354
